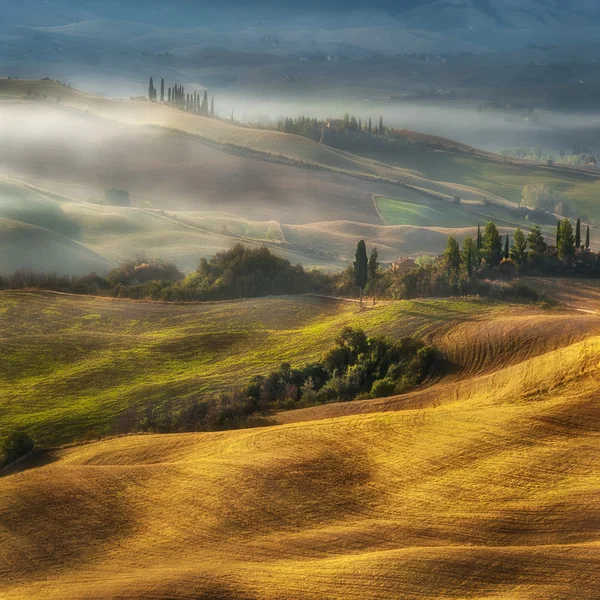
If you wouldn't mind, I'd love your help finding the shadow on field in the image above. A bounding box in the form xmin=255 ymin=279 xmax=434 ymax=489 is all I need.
xmin=0 ymin=450 xmax=60 ymax=478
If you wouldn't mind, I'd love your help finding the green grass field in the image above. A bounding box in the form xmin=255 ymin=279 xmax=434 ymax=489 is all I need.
xmin=0 ymin=292 xmax=493 ymax=447
xmin=365 ymin=150 xmax=600 ymax=222
xmin=376 ymin=197 xmax=480 ymax=228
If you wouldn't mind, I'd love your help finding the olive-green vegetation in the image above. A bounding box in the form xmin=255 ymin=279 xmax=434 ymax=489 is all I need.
xmin=0 ymin=291 xmax=488 ymax=447
xmin=376 ymin=197 xmax=478 ymax=228
xmin=368 ymin=150 xmax=600 ymax=223
xmin=0 ymin=429 xmax=34 ymax=467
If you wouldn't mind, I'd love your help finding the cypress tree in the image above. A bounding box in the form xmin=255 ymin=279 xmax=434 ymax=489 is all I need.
xmin=575 ymin=218 xmax=581 ymax=249
xmin=368 ymin=247 xmax=378 ymax=282
xmin=586 ymin=225 xmax=590 ymax=250
xmin=466 ymin=246 xmax=473 ymax=276
xmin=378 ymin=116 xmax=384 ymax=135
xmin=527 ymin=225 xmax=547 ymax=255
xmin=368 ymin=117 xmax=372 ymax=133
xmin=504 ymin=234 xmax=510 ymax=260
xmin=358 ymin=118 xmax=362 ymax=132
xmin=556 ymin=221 xmax=560 ymax=247
xmin=160 ymin=78 xmax=164 ymax=102
xmin=557 ymin=218 xmax=575 ymax=260
xmin=482 ymin=222 xmax=503 ymax=267
xmin=510 ymin=228 xmax=527 ymax=263
xmin=353 ymin=240 xmax=369 ymax=309
xmin=168 ymin=87 xmax=172 ymax=103
xmin=210 ymin=95 xmax=215 ymax=116
xmin=148 ymin=77 xmax=155 ymax=101
xmin=202 ymin=91 xmax=209 ymax=115
xmin=476 ymin=224 xmax=482 ymax=265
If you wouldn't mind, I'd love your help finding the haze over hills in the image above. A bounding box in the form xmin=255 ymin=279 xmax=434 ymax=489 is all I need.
xmin=1 ymin=3 xmax=600 ymax=598
xmin=1 ymin=78 xmax=599 ymax=274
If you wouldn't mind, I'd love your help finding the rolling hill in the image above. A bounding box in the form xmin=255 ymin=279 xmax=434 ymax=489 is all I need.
xmin=1 ymin=80 xmax=600 ymax=274
xmin=0 ymin=291 xmax=494 ymax=446
xmin=1 ymin=284 xmax=599 ymax=599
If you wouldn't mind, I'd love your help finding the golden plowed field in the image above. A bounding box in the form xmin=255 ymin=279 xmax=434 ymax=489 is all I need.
xmin=1 ymin=291 xmax=599 ymax=599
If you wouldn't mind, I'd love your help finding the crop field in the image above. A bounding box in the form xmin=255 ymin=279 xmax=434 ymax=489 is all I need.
xmin=0 ymin=291 xmax=497 ymax=447
xmin=1 ymin=288 xmax=599 ymax=599
xmin=376 ymin=196 xmax=481 ymax=228
xmin=365 ymin=149 xmax=600 ymax=223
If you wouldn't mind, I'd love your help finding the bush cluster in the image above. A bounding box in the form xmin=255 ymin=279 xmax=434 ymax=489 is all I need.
xmin=1 ymin=430 xmax=34 ymax=468
xmin=134 ymin=328 xmax=441 ymax=435
xmin=243 ymin=327 xmax=440 ymax=408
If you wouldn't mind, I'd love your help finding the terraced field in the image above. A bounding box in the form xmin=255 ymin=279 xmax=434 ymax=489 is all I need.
xmin=1 ymin=289 xmax=599 ymax=599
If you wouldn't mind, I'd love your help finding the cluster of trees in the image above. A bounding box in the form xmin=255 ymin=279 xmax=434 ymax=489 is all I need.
xmin=1 ymin=219 xmax=596 ymax=304
xmin=258 ymin=113 xmax=387 ymax=144
xmin=148 ymin=77 xmax=215 ymax=116
xmin=374 ymin=218 xmax=593 ymax=300
xmin=137 ymin=328 xmax=440 ymax=435
xmin=0 ymin=246 xmax=332 ymax=301
xmin=502 ymin=146 xmax=598 ymax=167
xmin=243 ymin=328 xmax=439 ymax=408
xmin=520 ymin=183 xmax=575 ymax=218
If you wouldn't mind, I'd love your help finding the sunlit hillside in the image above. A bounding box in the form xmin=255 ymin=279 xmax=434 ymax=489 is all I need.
xmin=1 ymin=287 xmax=599 ymax=599
xmin=0 ymin=291 xmax=496 ymax=446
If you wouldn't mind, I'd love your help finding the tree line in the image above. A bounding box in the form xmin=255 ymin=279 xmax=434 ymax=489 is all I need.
xmin=0 ymin=218 xmax=596 ymax=303
xmin=148 ymin=77 xmax=215 ymax=116
xmin=253 ymin=113 xmax=388 ymax=144
xmin=346 ymin=218 xmax=595 ymax=303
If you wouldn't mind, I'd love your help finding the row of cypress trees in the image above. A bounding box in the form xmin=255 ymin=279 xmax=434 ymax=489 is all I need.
xmin=148 ymin=77 xmax=215 ymax=116
xmin=447 ymin=218 xmax=591 ymax=275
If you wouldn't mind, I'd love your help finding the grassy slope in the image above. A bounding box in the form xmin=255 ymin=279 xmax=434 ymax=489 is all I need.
xmin=1 ymin=294 xmax=599 ymax=599
xmin=365 ymin=149 xmax=600 ymax=223
xmin=0 ymin=292 xmax=493 ymax=446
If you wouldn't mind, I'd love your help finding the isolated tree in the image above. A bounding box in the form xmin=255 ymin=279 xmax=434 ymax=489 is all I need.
xmin=504 ymin=234 xmax=510 ymax=260
xmin=510 ymin=228 xmax=527 ymax=263
xmin=354 ymin=240 xmax=369 ymax=309
xmin=481 ymin=222 xmax=503 ymax=267
xmin=575 ymin=218 xmax=581 ymax=249
xmin=585 ymin=225 xmax=591 ymax=250
xmin=210 ymin=95 xmax=215 ymax=116
xmin=368 ymin=247 xmax=378 ymax=282
xmin=367 ymin=247 xmax=379 ymax=304
xmin=527 ymin=225 xmax=547 ymax=255
xmin=557 ymin=218 xmax=575 ymax=260
xmin=160 ymin=78 xmax=165 ymax=102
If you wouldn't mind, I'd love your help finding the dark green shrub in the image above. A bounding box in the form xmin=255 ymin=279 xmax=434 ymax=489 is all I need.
xmin=1 ymin=430 xmax=34 ymax=467
xmin=371 ymin=378 xmax=397 ymax=398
